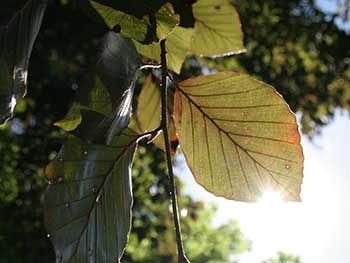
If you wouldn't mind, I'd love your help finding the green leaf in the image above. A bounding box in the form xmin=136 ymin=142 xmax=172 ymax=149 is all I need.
xmin=0 ymin=0 xmax=47 ymax=123
xmin=43 ymin=130 xmax=138 ymax=263
xmin=174 ymin=72 xmax=303 ymax=202
xmin=164 ymin=27 xmax=193 ymax=73
xmin=56 ymin=32 xmax=141 ymax=144
xmin=136 ymin=75 xmax=177 ymax=151
xmin=190 ymin=0 xmax=246 ymax=57
xmin=55 ymin=77 xmax=112 ymax=131
xmin=133 ymin=42 xmax=161 ymax=67
xmin=134 ymin=26 xmax=193 ymax=74
xmin=90 ymin=0 xmax=150 ymax=42
xmin=137 ymin=75 xmax=161 ymax=133
xmin=85 ymin=0 xmax=165 ymax=18
xmin=155 ymin=3 xmax=180 ymax=40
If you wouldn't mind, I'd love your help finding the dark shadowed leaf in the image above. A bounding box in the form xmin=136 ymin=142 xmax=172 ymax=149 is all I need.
xmin=0 ymin=0 xmax=47 ymax=123
xmin=56 ymin=32 xmax=141 ymax=144
xmin=174 ymin=72 xmax=303 ymax=202
xmin=190 ymin=0 xmax=246 ymax=56
xmin=43 ymin=130 xmax=138 ymax=263
xmin=54 ymin=77 xmax=112 ymax=131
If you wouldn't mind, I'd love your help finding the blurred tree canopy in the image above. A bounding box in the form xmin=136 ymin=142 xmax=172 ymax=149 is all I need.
xmin=0 ymin=0 xmax=348 ymax=262
xmin=262 ymin=251 xmax=302 ymax=263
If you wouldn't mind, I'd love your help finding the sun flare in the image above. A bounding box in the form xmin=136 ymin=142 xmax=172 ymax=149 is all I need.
xmin=258 ymin=190 xmax=285 ymax=207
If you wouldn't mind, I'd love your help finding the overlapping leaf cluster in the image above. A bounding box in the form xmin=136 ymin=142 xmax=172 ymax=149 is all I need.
xmin=0 ymin=0 xmax=305 ymax=262
xmin=42 ymin=32 xmax=144 ymax=262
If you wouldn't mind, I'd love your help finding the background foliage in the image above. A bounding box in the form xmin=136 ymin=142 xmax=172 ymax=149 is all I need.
xmin=0 ymin=0 xmax=348 ymax=262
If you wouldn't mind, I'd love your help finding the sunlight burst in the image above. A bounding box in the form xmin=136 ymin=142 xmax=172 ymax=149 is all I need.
xmin=258 ymin=190 xmax=285 ymax=207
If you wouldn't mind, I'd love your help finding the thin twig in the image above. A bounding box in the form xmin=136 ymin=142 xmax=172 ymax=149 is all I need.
xmin=160 ymin=39 xmax=190 ymax=263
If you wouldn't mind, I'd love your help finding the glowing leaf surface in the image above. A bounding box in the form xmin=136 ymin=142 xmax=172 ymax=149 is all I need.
xmin=135 ymin=26 xmax=193 ymax=74
xmin=137 ymin=75 xmax=177 ymax=150
xmin=91 ymin=0 xmax=150 ymax=42
xmin=174 ymin=72 xmax=303 ymax=202
xmin=190 ymin=0 xmax=246 ymax=56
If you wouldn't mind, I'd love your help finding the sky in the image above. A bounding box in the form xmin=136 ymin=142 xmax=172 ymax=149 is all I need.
xmin=316 ymin=0 xmax=350 ymax=32
xmin=175 ymin=112 xmax=350 ymax=263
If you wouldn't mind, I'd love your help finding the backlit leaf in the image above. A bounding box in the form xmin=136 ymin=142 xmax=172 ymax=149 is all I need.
xmin=90 ymin=0 xmax=150 ymax=42
xmin=0 ymin=0 xmax=47 ymax=123
xmin=162 ymin=26 xmax=193 ymax=73
xmin=137 ymin=75 xmax=161 ymax=133
xmin=137 ymin=75 xmax=177 ymax=151
xmin=190 ymin=0 xmax=246 ymax=57
xmin=174 ymin=72 xmax=303 ymax=202
xmin=134 ymin=26 xmax=193 ymax=74
xmin=43 ymin=130 xmax=138 ymax=263
xmin=155 ymin=3 xmax=180 ymax=40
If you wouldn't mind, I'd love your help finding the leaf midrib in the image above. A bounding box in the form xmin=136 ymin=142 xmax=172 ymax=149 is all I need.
xmin=64 ymin=139 xmax=136 ymax=261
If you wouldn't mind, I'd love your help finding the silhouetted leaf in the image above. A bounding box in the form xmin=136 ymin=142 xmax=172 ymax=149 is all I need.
xmin=56 ymin=32 xmax=141 ymax=144
xmin=0 ymin=0 xmax=47 ymax=123
xmin=174 ymin=72 xmax=303 ymax=202
xmin=55 ymin=77 xmax=112 ymax=131
xmin=190 ymin=0 xmax=246 ymax=56
xmin=43 ymin=130 xmax=138 ymax=263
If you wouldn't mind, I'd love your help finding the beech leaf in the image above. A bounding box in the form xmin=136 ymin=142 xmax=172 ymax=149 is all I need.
xmin=54 ymin=77 xmax=112 ymax=132
xmin=134 ymin=26 xmax=193 ymax=74
xmin=155 ymin=3 xmax=180 ymax=40
xmin=174 ymin=72 xmax=304 ymax=202
xmin=0 ymin=0 xmax=47 ymax=123
xmin=190 ymin=0 xmax=246 ymax=57
xmin=137 ymin=74 xmax=177 ymax=150
xmin=43 ymin=130 xmax=138 ymax=263
xmin=90 ymin=0 xmax=150 ymax=42
xmin=56 ymin=32 xmax=141 ymax=144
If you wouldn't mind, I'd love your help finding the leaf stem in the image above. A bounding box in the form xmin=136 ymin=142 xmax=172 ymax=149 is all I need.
xmin=140 ymin=63 xmax=162 ymax=70
xmin=160 ymin=39 xmax=190 ymax=263
xmin=136 ymin=127 xmax=162 ymax=143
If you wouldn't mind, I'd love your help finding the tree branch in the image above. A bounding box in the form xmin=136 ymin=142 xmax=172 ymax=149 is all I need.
xmin=160 ymin=39 xmax=190 ymax=263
